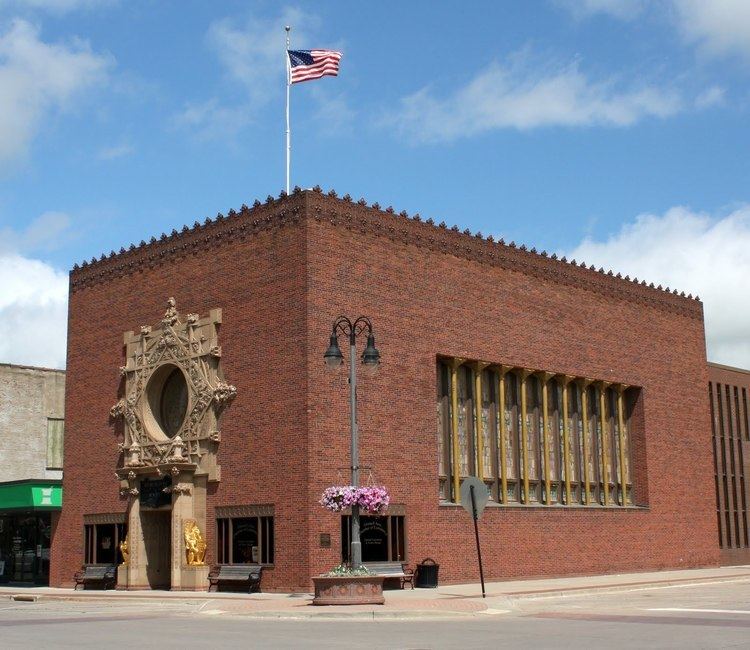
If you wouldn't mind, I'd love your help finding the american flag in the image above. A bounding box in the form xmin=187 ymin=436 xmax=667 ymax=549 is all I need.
xmin=287 ymin=49 xmax=342 ymax=84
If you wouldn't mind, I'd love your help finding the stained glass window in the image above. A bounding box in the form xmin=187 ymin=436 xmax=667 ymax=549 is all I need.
xmin=481 ymin=369 xmax=495 ymax=481
xmin=457 ymin=365 xmax=474 ymax=477
xmin=436 ymin=361 xmax=451 ymax=501
xmin=436 ymin=357 xmax=638 ymax=509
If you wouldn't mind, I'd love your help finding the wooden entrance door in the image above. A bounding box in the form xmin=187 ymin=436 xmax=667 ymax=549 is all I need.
xmin=141 ymin=511 xmax=171 ymax=589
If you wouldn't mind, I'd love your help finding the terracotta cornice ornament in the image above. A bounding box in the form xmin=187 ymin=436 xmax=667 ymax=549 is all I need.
xmin=70 ymin=189 xmax=701 ymax=319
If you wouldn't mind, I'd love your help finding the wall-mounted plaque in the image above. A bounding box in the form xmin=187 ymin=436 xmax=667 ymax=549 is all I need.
xmin=140 ymin=476 xmax=172 ymax=508
xmin=319 ymin=533 xmax=331 ymax=548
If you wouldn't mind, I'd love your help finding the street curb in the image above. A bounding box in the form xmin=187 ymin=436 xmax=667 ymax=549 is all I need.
xmin=501 ymin=574 xmax=750 ymax=602
xmin=214 ymin=610 xmax=483 ymax=620
xmin=3 ymin=573 xmax=749 ymax=621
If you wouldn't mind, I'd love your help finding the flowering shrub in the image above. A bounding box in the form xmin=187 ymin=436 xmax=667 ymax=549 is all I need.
xmin=319 ymin=485 xmax=390 ymax=514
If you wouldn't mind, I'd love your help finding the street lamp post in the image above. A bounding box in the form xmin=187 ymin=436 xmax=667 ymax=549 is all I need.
xmin=324 ymin=316 xmax=380 ymax=570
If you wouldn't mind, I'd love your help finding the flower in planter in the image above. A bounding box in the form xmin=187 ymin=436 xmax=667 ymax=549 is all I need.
xmin=324 ymin=563 xmax=372 ymax=577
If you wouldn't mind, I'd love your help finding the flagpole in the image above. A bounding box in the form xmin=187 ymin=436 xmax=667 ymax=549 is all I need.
xmin=285 ymin=25 xmax=291 ymax=194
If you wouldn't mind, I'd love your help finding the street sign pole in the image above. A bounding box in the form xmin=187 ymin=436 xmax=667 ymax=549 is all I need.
xmin=460 ymin=476 xmax=489 ymax=599
xmin=470 ymin=485 xmax=486 ymax=599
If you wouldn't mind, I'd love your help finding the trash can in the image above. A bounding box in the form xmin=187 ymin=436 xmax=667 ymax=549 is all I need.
xmin=416 ymin=558 xmax=439 ymax=588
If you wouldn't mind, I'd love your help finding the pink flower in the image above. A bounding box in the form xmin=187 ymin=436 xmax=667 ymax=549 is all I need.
xmin=319 ymin=485 xmax=391 ymax=514
xmin=356 ymin=485 xmax=390 ymax=514
xmin=319 ymin=485 xmax=359 ymax=512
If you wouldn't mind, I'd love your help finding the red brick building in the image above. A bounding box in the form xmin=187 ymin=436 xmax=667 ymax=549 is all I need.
xmin=51 ymin=188 xmax=721 ymax=591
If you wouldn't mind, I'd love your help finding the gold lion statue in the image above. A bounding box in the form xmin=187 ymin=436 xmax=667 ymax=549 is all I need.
xmin=183 ymin=520 xmax=207 ymax=566
xmin=119 ymin=536 xmax=129 ymax=566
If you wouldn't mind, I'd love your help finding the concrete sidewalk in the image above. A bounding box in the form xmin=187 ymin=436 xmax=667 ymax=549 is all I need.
xmin=2 ymin=565 xmax=749 ymax=619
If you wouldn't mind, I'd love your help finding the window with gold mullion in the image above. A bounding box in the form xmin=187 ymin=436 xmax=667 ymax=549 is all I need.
xmin=480 ymin=368 xmax=499 ymax=500
xmin=586 ymin=384 xmax=602 ymax=505
xmin=568 ymin=381 xmax=584 ymax=504
xmin=548 ymin=379 xmax=563 ymax=504
xmin=457 ymin=365 xmax=476 ymax=479
xmin=504 ymin=371 xmax=521 ymax=503
xmin=436 ymin=360 xmax=452 ymax=502
xmin=524 ymin=374 xmax=542 ymax=503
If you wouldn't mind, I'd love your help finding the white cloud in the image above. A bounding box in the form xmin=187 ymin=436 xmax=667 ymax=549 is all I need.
xmin=0 ymin=241 xmax=68 ymax=368
xmin=554 ymin=0 xmax=647 ymax=21
xmin=566 ymin=205 xmax=750 ymax=368
xmin=175 ymin=7 xmax=317 ymax=138
xmin=176 ymin=7 xmax=349 ymax=140
xmin=172 ymin=98 xmax=252 ymax=141
xmin=309 ymin=86 xmax=355 ymax=135
xmin=0 ymin=253 xmax=67 ymax=368
xmin=671 ymin=0 xmax=750 ymax=61
xmin=558 ymin=0 xmax=750 ymax=62
xmin=0 ymin=212 xmax=70 ymax=368
xmin=0 ymin=210 xmax=71 ymax=253
xmin=694 ymin=85 xmax=725 ymax=109
xmin=97 ymin=141 xmax=133 ymax=160
xmin=207 ymin=7 xmax=316 ymax=105
xmin=386 ymin=54 xmax=684 ymax=143
xmin=0 ymin=19 xmax=110 ymax=165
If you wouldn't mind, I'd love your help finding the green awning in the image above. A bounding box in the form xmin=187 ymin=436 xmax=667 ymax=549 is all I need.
xmin=0 ymin=480 xmax=62 ymax=511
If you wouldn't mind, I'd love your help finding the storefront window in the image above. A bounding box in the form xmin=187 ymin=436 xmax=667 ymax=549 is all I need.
xmin=83 ymin=522 xmax=127 ymax=565
xmin=0 ymin=514 xmax=52 ymax=584
xmin=341 ymin=515 xmax=406 ymax=563
xmin=216 ymin=516 xmax=274 ymax=565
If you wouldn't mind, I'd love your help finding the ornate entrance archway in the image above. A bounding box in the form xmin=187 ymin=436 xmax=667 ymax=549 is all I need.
xmin=111 ymin=299 xmax=235 ymax=590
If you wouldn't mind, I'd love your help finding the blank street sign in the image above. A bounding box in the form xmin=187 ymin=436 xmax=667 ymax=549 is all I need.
xmin=460 ymin=477 xmax=490 ymax=519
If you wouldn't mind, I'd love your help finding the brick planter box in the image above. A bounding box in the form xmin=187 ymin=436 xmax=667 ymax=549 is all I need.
xmin=312 ymin=575 xmax=385 ymax=605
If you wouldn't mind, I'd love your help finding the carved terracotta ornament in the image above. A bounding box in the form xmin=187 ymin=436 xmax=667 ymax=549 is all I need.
xmin=213 ymin=381 xmax=237 ymax=410
xmin=183 ymin=520 xmax=207 ymax=566
xmin=168 ymin=436 xmax=186 ymax=462
xmin=162 ymin=297 xmax=178 ymax=326
xmin=110 ymin=399 xmax=125 ymax=419
xmin=111 ymin=298 xmax=235 ymax=480
xmin=70 ymin=192 xmax=700 ymax=319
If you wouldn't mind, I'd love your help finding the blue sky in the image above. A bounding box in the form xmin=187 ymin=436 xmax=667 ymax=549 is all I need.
xmin=1 ymin=0 xmax=750 ymax=368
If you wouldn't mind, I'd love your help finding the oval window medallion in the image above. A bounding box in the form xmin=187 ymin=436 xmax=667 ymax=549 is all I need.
xmin=159 ymin=368 xmax=188 ymax=437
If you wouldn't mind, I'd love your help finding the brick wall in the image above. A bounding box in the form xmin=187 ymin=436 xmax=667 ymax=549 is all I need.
xmin=304 ymin=191 xmax=719 ymax=584
xmin=51 ymin=193 xmax=310 ymax=590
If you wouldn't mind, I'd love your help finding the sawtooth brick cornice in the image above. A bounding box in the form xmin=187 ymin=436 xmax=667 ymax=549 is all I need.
xmin=69 ymin=186 xmax=702 ymax=319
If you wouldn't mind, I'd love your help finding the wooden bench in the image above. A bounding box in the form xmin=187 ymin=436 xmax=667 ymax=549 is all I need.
xmin=208 ymin=565 xmax=262 ymax=593
xmin=73 ymin=565 xmax=117 ymax=590
xmin=363 ymin=561 xmax=414 ymax=589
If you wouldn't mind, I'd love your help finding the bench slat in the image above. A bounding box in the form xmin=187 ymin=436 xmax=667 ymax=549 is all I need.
xmin=81 ymin=566 xmax=116 ymax=577
xmin=364 ymin=562 xmax=409 ymax=576
xmin=75 ymin=565 xmax=117 ymax=590
xmin=215 ymin=566 xmax=261 ymax=579
xmin=362 ymin=562 xmax=414 ymax=589
xmin=208 ymin=564 xmax=262 ymax=593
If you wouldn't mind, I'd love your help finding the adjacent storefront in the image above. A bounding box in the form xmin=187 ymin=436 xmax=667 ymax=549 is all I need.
xmin=0 ymin=480 xmax=62 ymax=585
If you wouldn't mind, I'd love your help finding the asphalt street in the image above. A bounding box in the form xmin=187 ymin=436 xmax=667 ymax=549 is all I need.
xmin=0 ymin=579 xmax=749 ymax=649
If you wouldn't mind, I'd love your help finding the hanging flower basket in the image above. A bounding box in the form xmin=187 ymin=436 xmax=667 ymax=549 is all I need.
xmin=319 ymin=485 xmax=390 ymax=514
xmin=356 ymin=485 xmax=390 ymax=514
xmin=319 ymin=485 xmax=359 ymax=512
